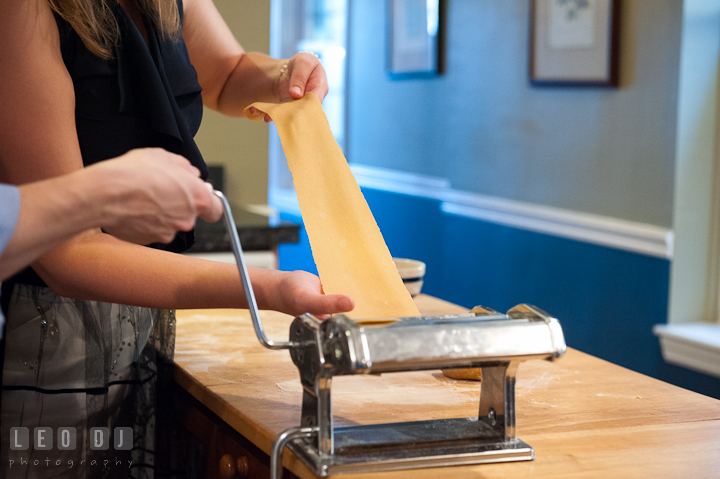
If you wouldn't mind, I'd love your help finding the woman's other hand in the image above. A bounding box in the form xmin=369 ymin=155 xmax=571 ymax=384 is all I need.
xmin=254 ymin=269 xmax=354 ymax=318
xmin=184 ymin=0 xmax=328 ymax=120
xmin=282 ymin=52 xmax=328 ymax=102
xmin=248 ymin=52 xmax=329 ymax=123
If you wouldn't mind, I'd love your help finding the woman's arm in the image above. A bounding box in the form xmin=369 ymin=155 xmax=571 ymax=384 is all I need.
xmin=0 ymin=0 xmax=351 ymax=317
xmin=32 ymin=232 xmax=351 ymax=315
xmin=182 ymin=0 xmax=328 ymax=117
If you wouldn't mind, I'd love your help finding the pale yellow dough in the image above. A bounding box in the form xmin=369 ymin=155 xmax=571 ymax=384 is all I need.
xmin=442 ymin=368 xmax=483 ymax=381
xmin=246 ymin=94 xmax=420 ymax=320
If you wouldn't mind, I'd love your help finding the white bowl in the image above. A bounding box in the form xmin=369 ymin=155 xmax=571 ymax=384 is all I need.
xmin=393 ymin=258 xmax=426 ymax=297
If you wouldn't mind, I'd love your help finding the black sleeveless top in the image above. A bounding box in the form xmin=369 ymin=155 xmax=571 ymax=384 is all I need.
xmin=8 ymin=1 xmax=206 ymax=288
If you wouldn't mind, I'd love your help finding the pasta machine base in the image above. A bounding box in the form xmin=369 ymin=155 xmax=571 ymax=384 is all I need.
xmin=288 ymin=417 xmax=534 ymax=476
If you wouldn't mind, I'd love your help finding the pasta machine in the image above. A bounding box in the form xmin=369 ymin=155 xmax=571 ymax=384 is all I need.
xmin=213 ymin=189 xmax=567 ymax=478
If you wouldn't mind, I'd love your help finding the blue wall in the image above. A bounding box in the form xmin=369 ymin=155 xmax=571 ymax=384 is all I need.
xmin=279 ymin=189 xmax=720 ymax=400
xmin=277 ymin=0 xmax=720 ymax=401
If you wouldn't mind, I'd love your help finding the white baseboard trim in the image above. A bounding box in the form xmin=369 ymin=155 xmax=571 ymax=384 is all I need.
xmin=269 ymin=164 xmax=674 ymax=260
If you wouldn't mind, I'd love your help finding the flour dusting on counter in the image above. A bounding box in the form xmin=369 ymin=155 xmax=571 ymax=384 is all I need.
xmin=273 ymin=371 xmax=476 ymax=407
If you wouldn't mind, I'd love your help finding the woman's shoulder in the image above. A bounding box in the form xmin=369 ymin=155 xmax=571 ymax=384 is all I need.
xmin=0 ymin=0 xmax=80 ymax=186
xmin=0 ymin=0 xmax=62 ymax=61
xmin=0 ymin=0 xmax=65 ymax=78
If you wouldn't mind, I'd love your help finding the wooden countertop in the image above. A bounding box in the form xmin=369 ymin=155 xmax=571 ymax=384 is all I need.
xmin=174 ymin=295 xmax=720 ymax=478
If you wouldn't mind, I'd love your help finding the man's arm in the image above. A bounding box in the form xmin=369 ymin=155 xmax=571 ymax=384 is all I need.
xmin=0 ymin=148 xmax=223 ymax=282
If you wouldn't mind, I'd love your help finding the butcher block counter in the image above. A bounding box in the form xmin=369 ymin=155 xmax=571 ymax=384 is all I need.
xmin=172 ymin=295 xmax=720 ymax=478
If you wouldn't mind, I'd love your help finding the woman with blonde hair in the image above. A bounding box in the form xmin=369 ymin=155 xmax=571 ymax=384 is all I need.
xmin=0 ymin=0 xmax=352 ymax=476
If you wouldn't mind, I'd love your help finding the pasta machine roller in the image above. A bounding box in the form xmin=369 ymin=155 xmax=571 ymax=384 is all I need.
xmin=213 ymin=189 xmax=567 ymax=478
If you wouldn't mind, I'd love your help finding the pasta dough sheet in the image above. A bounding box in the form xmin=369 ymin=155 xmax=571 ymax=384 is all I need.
xmin=246 ymin=94 xmax=420 ymax=319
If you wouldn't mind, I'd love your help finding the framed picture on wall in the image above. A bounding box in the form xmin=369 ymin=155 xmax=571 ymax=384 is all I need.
xmin=529 ymin=0 xmax=620 ymax=86
xmin=387 ymin=0 xmax=441 ymax=76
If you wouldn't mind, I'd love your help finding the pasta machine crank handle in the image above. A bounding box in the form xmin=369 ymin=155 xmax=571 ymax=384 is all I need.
xmin=213 ymin=189 xmax=307 ymax=350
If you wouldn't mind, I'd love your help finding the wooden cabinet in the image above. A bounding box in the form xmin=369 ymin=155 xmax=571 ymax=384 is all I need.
xmin=168 ymin=381 xmax=299 ymax=479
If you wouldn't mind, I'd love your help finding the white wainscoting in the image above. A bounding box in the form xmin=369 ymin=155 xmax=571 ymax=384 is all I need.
xmin=271 ymin=164 xmax=673 ymax=260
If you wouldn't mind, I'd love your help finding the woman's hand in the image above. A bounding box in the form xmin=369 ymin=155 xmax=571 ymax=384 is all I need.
xmin=280 ymin=52 xmax=328 ymax=102
xmin=248 ymin=52 xmax=329 ymax=123
xmin=255 ymin=269 xmax=353 ymax=318
xmin=184 ymin=0 xmax=329 ymax=119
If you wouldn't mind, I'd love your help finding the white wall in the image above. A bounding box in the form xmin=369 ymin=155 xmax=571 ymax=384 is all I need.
xmin=669 ymin=0 xmax=720 ymax=324
xmin=193 ymin=0 xmax=270 ymax=208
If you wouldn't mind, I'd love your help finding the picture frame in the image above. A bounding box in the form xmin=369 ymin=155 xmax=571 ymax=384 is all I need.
xmin=529 ymin=0 xmax=620 ymax=87
xmin=387 ymin=0 xmax=441 ymax=76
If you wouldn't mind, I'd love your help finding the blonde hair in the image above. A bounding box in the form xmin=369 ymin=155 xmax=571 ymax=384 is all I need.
xmin=47 ymin=0 xmax=180 ymax=59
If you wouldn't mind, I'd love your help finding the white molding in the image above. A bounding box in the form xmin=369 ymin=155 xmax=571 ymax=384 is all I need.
xmin=349 ymin=164 xmax=451 ymax=196
xmin=269 ymin=164 xmax=674 ymax=260
xmin=269 ymin=188 xmax=301 ymax=217
xmin=440 ymin=196 xmax=673 ymax=260
xmin=654 ymin=323 xmax=720 ymax=378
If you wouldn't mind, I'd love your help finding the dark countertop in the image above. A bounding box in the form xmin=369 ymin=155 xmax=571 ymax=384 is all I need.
xmin=187 ymin=206 xmax=299 ymax=253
